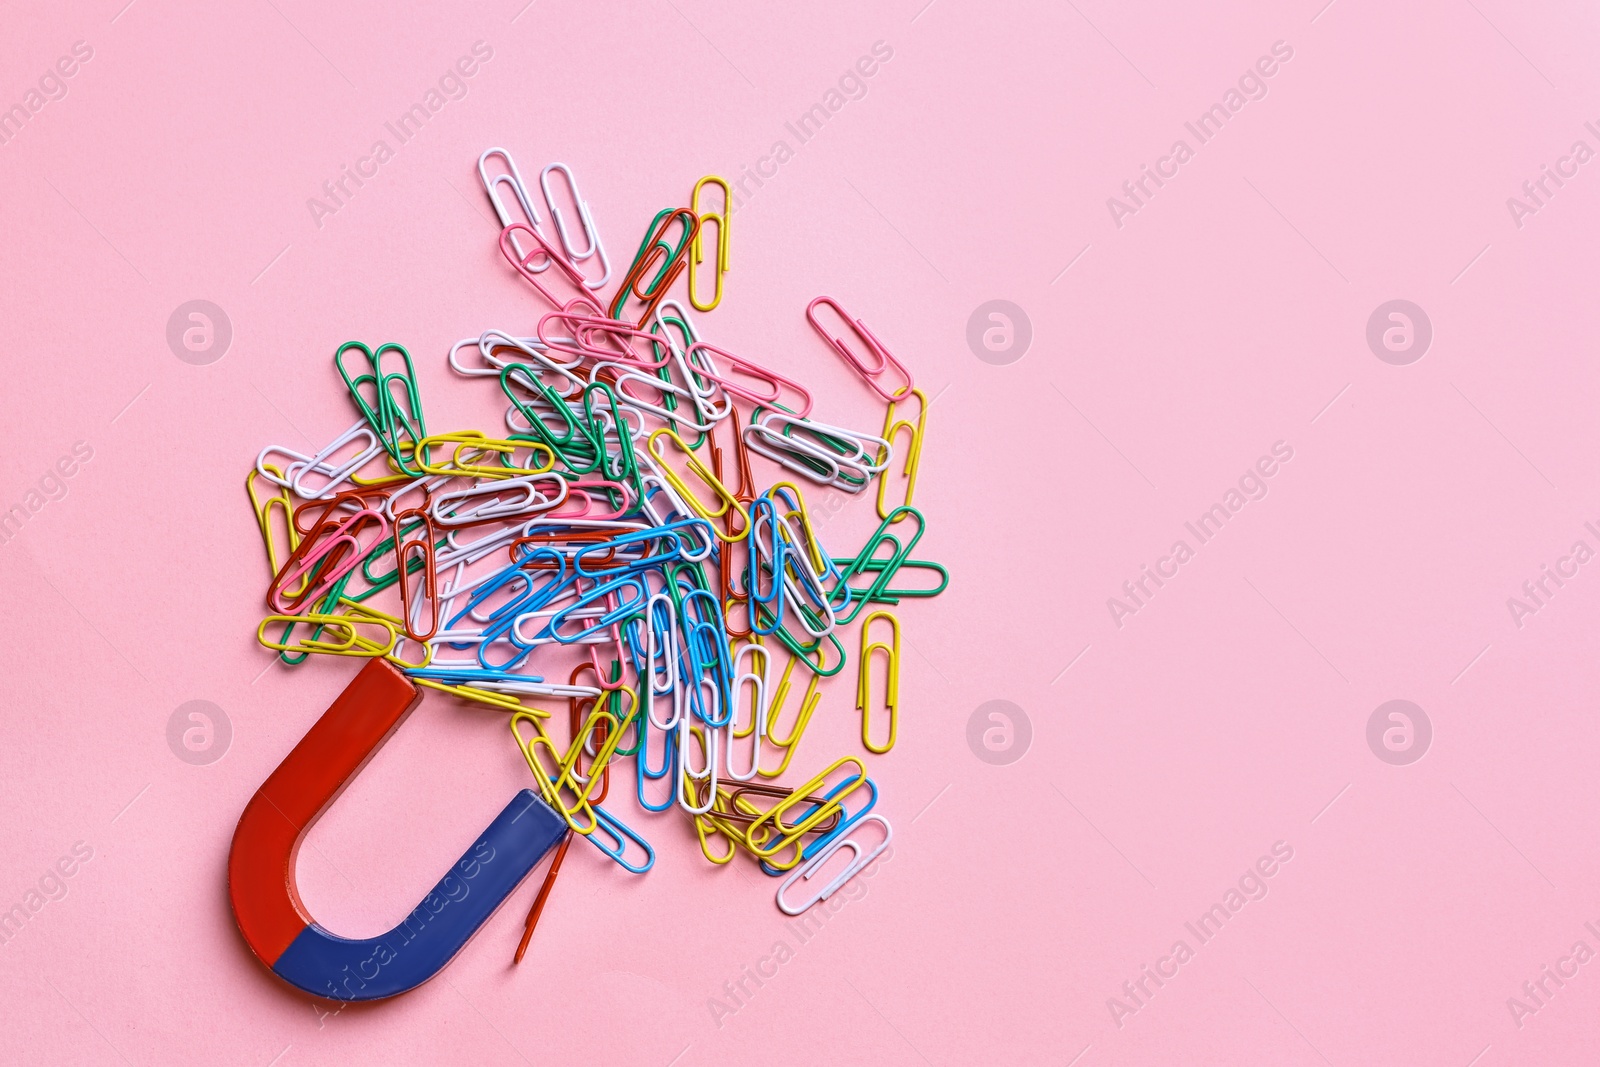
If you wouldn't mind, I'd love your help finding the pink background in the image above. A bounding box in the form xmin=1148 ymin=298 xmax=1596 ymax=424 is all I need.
xmin=3 ymin=0 xmax=1599 ymax=1063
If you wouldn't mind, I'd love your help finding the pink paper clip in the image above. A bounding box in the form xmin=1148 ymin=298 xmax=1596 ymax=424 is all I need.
xmin=806 ymin=296 xmax=914 ymax=403
xmin=588 ymin=621 xmax=633 ymax=693
xmin=268 ymin=504 xmax=387 ymax=614
xmin=499 ymin=222 xmax=591 ymax=311
xmin=537 ymin=312 xmax=672 ymax=372
xmin=545 ymin=476 xmax=636 ymax=521
xmin=685 ymin=341 xmax=814 ymax=417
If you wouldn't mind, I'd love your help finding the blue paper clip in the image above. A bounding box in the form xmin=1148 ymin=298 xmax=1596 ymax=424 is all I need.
xmin=585 ymin=804 xmax=655 ymax=873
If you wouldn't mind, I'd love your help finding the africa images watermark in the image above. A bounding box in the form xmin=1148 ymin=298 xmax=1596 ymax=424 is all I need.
xmin=306 ymin=40 xmax=495 ymax=229
xmin=705 ymin=844 xmax=893 ymax=1028
xmin=1106 ymin=40 xmax=1295 ymax=229
xmin=0 ymin=40 xmax=94 ymax=149
xmin=320 ymin=838 xmax=497 ymax=1001
xmin=1504 ymin=519 xmax=1600 ymax=629
xmin=726 ymin=40 xmax=895 ymax=216
xmin=1107 ymin=840 xmax=1295 ymax=1029
xmin=0 ymin=841 xmax=95 ymax=949
xmin=1107 ymin=440 xmax=1295 ymax=628
xmin=0 ymin=440 xmax=95 ymax=549
xmin=1505 ymin=919 xmax=1600 ymax=1030
xmin=1505 ymin=120 xmax=1600 ymax=230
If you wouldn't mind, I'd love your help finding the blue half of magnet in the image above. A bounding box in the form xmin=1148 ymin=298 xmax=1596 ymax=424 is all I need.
xmin=270 ymin=789 xmax=566 ymax=1002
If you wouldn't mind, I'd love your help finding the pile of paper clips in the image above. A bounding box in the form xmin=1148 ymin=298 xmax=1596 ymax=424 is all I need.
xmin=246 ymin=147 xmax=944 ymax=942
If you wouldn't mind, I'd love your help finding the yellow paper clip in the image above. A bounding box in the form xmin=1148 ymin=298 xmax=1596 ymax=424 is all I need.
xmin=511 ymin=712 xmax=600 ymax=835
xmin=689 ymin=175 xmax=730 ymax=312
xmin=256 ymin=613 xmax=396 ymax=658
xmin=247 ymin=465 xmax=315 ymax=598
xmin=745 ymin=757 xmax=866 ymax=858
xmin=347 ymin=438 xmax=418 ymax=488
xmin=694 ymin=808 xmax=741 ymax=865
xmin=878 ymin=387 xmax=926 ymax=522
xmin=334 ymin=598 xmax=432 ymax=669
xmin=856 ymin=611 xmax=900 ymax=754
xmin=415 ymin=431 xmax=555 ymax=478
xmin=647 ymin=428 xmax=750 ymax=540
xmin=758 ymin=653 xmax=823 ymax=779
xmin=510 ymin=702 xmax=639 ymax=835
xmin=414 ymin=677 xmax=545 ymax=713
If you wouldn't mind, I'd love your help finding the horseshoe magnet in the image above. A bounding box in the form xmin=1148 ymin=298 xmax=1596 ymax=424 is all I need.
xmin=227 ymin=658 xmax=565 ymax=1001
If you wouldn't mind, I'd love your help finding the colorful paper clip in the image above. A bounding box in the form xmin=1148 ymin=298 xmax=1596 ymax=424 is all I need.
xmin=806 ymin=297 xmax=914 ymax=402
xmin=238 ymin=151 xmax=953 ymax=996
xmin=611 ymin=209 xmax=700 ymax=326
xmin=689 ymin=175 xmax=730 ymax=312
xmin=541 ymin=162 xmax=611 ymax=290
xmin=776 ymin=814 xmax=892 ymax=915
